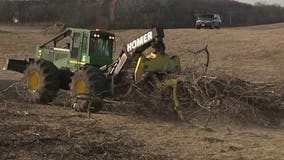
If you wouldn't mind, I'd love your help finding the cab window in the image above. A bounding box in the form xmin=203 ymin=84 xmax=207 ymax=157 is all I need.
xmin=71 ymin=32 xmax=81 ymax=58
xmin=89 ymin=38 xmax=113 ymax=57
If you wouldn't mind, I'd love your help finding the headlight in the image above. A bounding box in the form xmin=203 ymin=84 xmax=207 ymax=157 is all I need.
xmin=38 ymin=50 xmax=42 ymax=56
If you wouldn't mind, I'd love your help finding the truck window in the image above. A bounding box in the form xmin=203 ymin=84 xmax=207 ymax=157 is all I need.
xmin=200 ymin=14 xmax=214 ymax=19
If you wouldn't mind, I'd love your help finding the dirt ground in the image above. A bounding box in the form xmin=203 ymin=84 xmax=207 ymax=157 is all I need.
xmin=0 ymin=24 xmax=284 ymax=160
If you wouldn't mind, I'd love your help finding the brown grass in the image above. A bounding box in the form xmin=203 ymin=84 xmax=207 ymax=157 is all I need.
xmin=0 ymin=23 xmax=284 ymax=159
xmin=113 ymin=23 xmax=284 ymax=82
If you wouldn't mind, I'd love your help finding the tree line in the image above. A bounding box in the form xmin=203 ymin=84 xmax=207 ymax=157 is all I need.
xmin=0 ymin=0 xmax=284 ymax=29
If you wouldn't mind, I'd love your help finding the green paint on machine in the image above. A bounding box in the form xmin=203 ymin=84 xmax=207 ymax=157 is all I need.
xmin=35 ymin=28 xmax=115 ymax=69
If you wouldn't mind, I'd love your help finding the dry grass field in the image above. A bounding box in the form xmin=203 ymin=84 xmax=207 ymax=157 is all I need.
xmin=0 ymin=24 xmax=284 ymax=159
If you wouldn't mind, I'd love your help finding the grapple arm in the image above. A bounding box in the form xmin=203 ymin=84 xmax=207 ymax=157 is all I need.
xmin=108 ymin=27 xmax=164 ymax=77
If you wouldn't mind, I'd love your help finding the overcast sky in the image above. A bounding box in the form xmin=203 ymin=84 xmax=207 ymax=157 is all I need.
xmin=236 ymin=0 xmax=284 ymax=6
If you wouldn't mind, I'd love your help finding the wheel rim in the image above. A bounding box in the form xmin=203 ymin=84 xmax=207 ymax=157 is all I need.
xmin=27 ymin=71 xmax=40 ymax=91
xmin=74 ymin=78 xmax=86 ymax=94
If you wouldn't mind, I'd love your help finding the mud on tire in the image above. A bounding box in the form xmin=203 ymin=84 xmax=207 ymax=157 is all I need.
xmin=23 ymin=59 xmax=60 ymax=104
xmin=70 ymin=65 xmax=107 ymax=112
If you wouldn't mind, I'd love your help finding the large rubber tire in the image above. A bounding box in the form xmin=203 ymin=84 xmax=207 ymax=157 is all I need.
xmin=58 ymin=68 xmax=73 ymax=90
xmin=216 ymin=23 xmax=221 ymax=29
xmin=70 ymin=65 xmax=107 ymax=112
xmin=23 ymin=59 xmax=60 ymax=104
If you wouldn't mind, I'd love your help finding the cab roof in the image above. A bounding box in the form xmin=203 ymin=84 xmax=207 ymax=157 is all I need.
xmin=68 ymin=27 xmax=115 ymax=37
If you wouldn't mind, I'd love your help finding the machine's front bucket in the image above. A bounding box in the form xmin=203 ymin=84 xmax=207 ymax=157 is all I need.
xmin=2 ymin=58 xmax=28 ymax=73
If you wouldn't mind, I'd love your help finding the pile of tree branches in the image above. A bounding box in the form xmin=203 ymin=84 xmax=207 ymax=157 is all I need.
xmin=122 ymin=70 xmax=284 ymax=126
xmin=114 ymin=47 xmax=284 ymax=126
